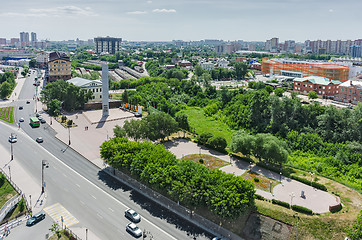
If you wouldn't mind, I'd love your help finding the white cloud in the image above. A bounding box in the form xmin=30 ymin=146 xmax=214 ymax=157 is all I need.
xmin=147 ymin=0 xmax=152 ymax=3
xmin=29 ymin=6 xmax=98 ymax=17
xmin=0 ymin=12 xmax=46 ymax=17
xmin=127 ymin=11 xmax=147 ymax=15
xmin=152 ymin=9 xmax=176 ymax=13
xmin=328 ymin=9 xmax=334 ymax=13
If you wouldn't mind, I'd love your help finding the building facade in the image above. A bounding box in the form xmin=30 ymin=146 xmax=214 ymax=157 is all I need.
xmin=94 ymin=37 xmax=122 ymax=54
xmin=262 ymin=58 xmax=349 ymax=82
xmin=47 ymin=52 xmax=71 ymax=82
xmin=336 ymin=80 xmax=362 ymax=104
xmin=293 ymin=76 xmax=341 ymax=97
xmin=67 ymin=77 xmax=102 ymax=102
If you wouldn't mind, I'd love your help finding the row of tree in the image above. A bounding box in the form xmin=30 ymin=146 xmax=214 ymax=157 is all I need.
xmin=0 ymin=71 xmax=16 ymax=99
xmin=100 ymin=137 xmax=255 ymax=219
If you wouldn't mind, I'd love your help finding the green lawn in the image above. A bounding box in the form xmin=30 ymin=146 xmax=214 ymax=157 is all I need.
xmin=0 ymin=175 xmax=18 ymax=208
xmin=0 ymin=106 xmax=14 ymax=123
xmin=180 ymin=107 xmax=235 ymax=145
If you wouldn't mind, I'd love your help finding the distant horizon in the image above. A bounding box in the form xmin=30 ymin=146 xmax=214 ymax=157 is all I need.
xmin=1 ymin=0 xmax=361 ymax=42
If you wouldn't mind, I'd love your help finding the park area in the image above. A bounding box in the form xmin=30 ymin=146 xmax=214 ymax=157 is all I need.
xmin=0 ymin=107 xmax=13 ymax=123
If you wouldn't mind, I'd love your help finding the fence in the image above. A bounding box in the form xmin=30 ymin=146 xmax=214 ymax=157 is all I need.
xmin=0 ymin=195 xmax=22 ymax=222
xmin=64 ymin=226 xmax=82 ymax=240
xmin=105 ymin=166 xmax=243 ymax=240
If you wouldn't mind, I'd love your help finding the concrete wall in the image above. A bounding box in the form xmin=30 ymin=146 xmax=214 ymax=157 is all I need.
xmin=84 ymin=100 xmax=121 ymax=110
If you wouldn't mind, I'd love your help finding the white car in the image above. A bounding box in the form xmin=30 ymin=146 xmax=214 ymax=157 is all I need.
xmin=125 ymin=209 xmax=141 ymax=222
xmin=126 ymin=223 xmax=142 ymax=238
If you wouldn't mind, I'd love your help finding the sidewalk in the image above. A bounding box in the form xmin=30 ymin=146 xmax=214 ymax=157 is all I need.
xmin=164 ymin=139 xmax=338 ymax=214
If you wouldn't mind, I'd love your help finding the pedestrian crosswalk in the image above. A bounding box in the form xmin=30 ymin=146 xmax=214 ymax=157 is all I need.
xmin=43 ymin=203 xmax=79 ymax=228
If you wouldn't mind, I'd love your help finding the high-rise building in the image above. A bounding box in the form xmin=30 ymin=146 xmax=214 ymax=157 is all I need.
xmin=10 ymin=38 xmax=20 ymax=46
xmin=31 ymin=32 xmax=37 ymax=43
xmin=94 ymin=37 xmax=122 ymax=54
xmin=20 ymin=32 xmax=29 ymax=46
xmin=0 ymin=38 xmax=6 ymax=45
xmin=350 ymin=46 xmax=361 ymax=58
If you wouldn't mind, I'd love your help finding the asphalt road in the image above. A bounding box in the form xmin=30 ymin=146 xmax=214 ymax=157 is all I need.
xmin=2 ymin=72 xmax=213 ymax=240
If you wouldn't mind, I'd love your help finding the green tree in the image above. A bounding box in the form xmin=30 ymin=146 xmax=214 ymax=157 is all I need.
xmin=175 ymin=112 xmax=190 ymax=137
xmin=308 ymin=90 xmax=318 ymax=100
xmin=0 ymin=82 xmax=12 ymax=99
xmin=197 ymin=132 xmax=213 ymax=145
xmin=48 ymin=99 xmax=62 ymax=116
xmin=208 ymin=136 xmax=227 ymax=151
xmin=29 ymin=59 xmax=37 ymax=68
xmin=113 ymin=125 xmax=127 ymax=138
xmin=230 ymin=131 xmax=255 ymax=157
xmin=194 ymin=65 xmax=204 ymax=77
xmin=274 ymin=88 xmax=285 ymax=97
xmin=234 ymin=62 xmax=248 ymax=80
xmin=346 ymin=210 xmax=362 ymax=240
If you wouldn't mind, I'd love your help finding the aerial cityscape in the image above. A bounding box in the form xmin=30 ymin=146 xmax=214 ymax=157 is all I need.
xmin=0 ymin=1 xmax=361 ymax=240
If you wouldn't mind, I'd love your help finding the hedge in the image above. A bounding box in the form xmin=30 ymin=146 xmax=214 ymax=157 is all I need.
xmin=256 ymin=161 xmax=281 ymax=173
xmin=255 ymin=194 xmax=266 ymax=201
xmin=272 ymin=199 xmax=290 ymax=208
xmin=290 ymin=175 xmax=327 ymax=191
xmin=292 ymin=205 xmax=313 ymax=215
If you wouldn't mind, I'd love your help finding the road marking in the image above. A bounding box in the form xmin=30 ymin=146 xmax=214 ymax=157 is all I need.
xmin=91 ymin=195 xmax=96 ymax=200
xmin=97 ymin=213 xmax=103 ymax=219
xmin=44 ymin=203 xmax=79 ymax=228
xmin=62 ymin=173 xmax=68 ymax=178
xmin=76 ymin=184 xmax=80 ymax=188
xmin=108 ymin=207 xmax=114 ymax=212
xmin=80 ymin=200 xmax=85 ymax=205
xmin=9 ymin=127 xmax=179 ymax=240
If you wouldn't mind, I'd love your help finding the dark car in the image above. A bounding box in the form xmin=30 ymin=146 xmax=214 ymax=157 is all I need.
xmin=26 ymin=212 xmax=45 ymax=226
xmin=40 ymin=119 xmax=46 ymax=124
xmin=26 ymin=100 xmax=30 ymax=104
xmin=125 ymin=209 xmax=141 ymax=223
xmin=19 ymin=106 xmax=23 ymax=110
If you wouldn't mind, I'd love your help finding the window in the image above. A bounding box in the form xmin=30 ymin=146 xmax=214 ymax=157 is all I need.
xmin=96 ymin=89 xmax=98 ymax=92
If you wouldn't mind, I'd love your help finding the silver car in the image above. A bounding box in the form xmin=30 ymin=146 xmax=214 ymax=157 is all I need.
xmin=125 ymin=209 xmax=141 ymax=222
xmin=126 ymin=223 xmax=142 ymax=238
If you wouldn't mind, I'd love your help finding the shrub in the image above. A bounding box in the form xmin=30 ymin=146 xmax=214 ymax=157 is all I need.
xmin=67 ymin=119 xmax=73 ymax=126
xmin=18 ymin=199 xmax=25 ymax=212
xmin=290 ymin=175 xmax=327 ymax=191
xmin=255 ymin=194 xmax=266 ymax=201
xmin=292 ymin=205 xmax=313 ymax=215
xmin=254 ymin=177 xmax=260 ymax=182
xmin=198 ymin=158 xmax=204 ymax=164
xmin=208 ymin=136 xmax=227 ymax=151
xmin=272 ymin=199 xmax=290 ymax=208
xmin=61 ymin=115 xmax=67 ymax=123
xmin=197 ymin=132 xmax=213 ymax=145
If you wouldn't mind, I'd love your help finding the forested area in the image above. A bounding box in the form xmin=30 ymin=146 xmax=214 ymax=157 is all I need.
xmin=100 ymin=137 xmax=255 ymax=219
xmin=118 ymin=76 xmax=362 ymax=190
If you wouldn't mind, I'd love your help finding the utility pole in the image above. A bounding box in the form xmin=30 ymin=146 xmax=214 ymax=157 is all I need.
xmin=41 ymin=160 xmax=49 ymax=194
xmin=68 ymin=126 xmax=71 ymax=145
xmin=10 ymin=141 xmax=13 ymax=161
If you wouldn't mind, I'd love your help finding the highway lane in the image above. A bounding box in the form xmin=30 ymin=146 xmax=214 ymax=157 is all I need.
xmin=5 ymin=73 xmax=213 ymax=239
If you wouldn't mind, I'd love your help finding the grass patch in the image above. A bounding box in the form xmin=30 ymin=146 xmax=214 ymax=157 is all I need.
xmin=0 ymin=106 xmax=14 ymax=123
xmin=241 ymin=170 xmax=279 ymax=192
xmin=182 ymin=154 xmax=230 ymax=170
xmin=0 ymin=175 xmax=18 ymax=207
xmin=180 ymin=107 xmax=235 ymax=144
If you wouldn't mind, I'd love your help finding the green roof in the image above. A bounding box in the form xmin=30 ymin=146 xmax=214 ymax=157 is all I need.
xmin=294 ymin=76 xmax=342 ymax=85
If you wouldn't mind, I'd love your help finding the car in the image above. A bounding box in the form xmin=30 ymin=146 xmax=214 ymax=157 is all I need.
xmin=126 ymin=223 xmax=142 ymax=238
xmin=26 ymin=212 xmax=45 ymax=226
xmin=134 ymin=113 xmax=142 ymax=118
xmin=19 ymin=106 xmax=23 ymax=110
xmin=8 ymin=136 xmax=17 ymax=143
xmin=36 ymin=113 xmax=40 ymax=117
xmin=40 ymin=119 xmax=46 ymax=124
xmin=38 ymin=116 xmax=43 ymax=121
xmin=36 ymin=137 xmax=43 ymax=143
xmin=19 ymin=118 xmax=24 ymax=122
xmin=212 ymin=237 xmax=226 ymax=240
xmin=26 ymin=100 xmax=30 ymax=104
xmin=125 ymin=209 xmax=141 ymax=223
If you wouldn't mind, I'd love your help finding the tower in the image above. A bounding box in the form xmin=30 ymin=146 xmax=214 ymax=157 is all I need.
xmin=101 ymin=64 xmax=109 ymax=117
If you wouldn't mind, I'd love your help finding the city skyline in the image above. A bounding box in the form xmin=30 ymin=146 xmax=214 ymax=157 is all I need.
xmin=0 ymin=0 xmax=361 ymax=42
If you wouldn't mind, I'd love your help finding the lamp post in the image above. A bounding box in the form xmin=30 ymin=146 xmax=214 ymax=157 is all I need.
xmin=290 ymin=192 xmax=295 ymax=207
xmin=293 ymin=213 xmax=300 ymax=240
xmin=8 ymin=166 xmax=11 ymax=181
xmin=309 ymin=172 xmax=314 ymax=189
xmin=85 ymin=228 xmax=88 ymax=240
xmin=41 ymin=160 xmax=49 ymax=194
xmin=68 ymin=125 xmax=71 ymax=145
xmin=10 ymin=140 xmax=13 ymax=161
xmin=29 ymin=195 xmax=32 ymax=214
xmin=280 ymin=171 xmax=283 ymax=186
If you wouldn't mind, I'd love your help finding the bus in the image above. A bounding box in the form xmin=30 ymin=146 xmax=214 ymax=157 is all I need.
xmin=30 ymin=117 xmax=40 ymax=128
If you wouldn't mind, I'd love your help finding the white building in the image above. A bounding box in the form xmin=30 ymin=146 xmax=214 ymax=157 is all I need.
xmin=199 ymin=61 xmax=214 ymax=71
xmin=67 ymin=77 xmax=103 ymax=102
xmin=216 ymin=58 xmax=229 ymax=68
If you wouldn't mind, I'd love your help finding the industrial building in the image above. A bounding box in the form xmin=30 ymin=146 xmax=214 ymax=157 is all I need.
xmin=262 ymin=58 xmax=349 ymax=82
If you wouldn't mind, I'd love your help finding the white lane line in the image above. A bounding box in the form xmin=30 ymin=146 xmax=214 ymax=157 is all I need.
xmin=80 ymin=200 xmax=85 ymax=205
xmin=91 ymin=195 xmax=97 ymax=200
xmin=76 ymin=184 xmax=80 ymax=188
xmin=62 ymin=173 xmax=68 ymax=178
xmin=97 ymin=213 xmax=103 ymax=219
xmin=108 ymin=207 xmax=114 ymax=212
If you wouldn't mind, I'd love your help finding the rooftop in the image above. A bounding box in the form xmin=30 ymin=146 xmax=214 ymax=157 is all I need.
xmin=294 ymin=76 xmax=342 ymax=85
xmin=67 ymin=77 xmax=102 ymax=88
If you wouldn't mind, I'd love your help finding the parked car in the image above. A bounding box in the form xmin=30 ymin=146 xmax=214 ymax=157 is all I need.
xmin=126 ymin=223 xmax=142 ymax=238
xmin=36 ymin=137 xmax=43 ymax=143
xmin=26 ymin=212 xmax=45 ymax=226
xmin=40 ymin=119 xmax=46 ymax=124
xmin=36 ymin=113 xmax=40 ymax=117
xmin=19 ymin=106 xmax=23 ymax=110
xmin=38 ymin=116 xmax=43 ymax=121
xmin=26 ymin=100 xmax=30 ymax=104
xmin=19 ymin=118 xmax=24 ymax=122
xmin=212 ymin=237 xmax=226 ymax=240
xmin=125 ymin=209 xmax=141 ymax=223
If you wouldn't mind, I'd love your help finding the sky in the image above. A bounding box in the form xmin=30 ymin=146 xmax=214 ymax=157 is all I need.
xmin=1 ymin=0 xmax=361 ymax=42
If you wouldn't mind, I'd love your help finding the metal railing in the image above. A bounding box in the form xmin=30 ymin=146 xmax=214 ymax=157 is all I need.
xmin=0 ymin=195 xmax=21 ymax=222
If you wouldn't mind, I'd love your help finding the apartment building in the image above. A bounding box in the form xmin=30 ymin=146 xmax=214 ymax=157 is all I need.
xmin=94 ymin=37 xmax=122 ymax=54
xmin=336 ymin=80 xmax=362 ymax=104
xmin=47 ymin=52 xmax=71 ymax=82
xmin=293 ymin=76 xmax=341 ymax=97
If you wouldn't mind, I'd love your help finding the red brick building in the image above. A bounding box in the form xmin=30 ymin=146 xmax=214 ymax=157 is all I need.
xmin=293 ymin=76 xmax=341 ymax=97
xmin=336 ymin=80 xmax=362 ymax=104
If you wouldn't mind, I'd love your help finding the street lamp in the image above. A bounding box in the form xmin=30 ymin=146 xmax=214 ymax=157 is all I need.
xmin=8 ymin=166 xmax=11 ymax=181
xmin=29 ymin=195 xmax=32 ymax=214
xmin=290 ymin=192 xmax=295 ymax=207
xmin=293 ymin=213 xmax=300 ymax=240
xmin=280 ymin=172 xmax=283 ymax=186
xmin=10 ymin=140 xmax=13 ymax=161
xmin=41 ymin=160 xmax=49 ymax=194
xmin=67 ymin=125 xmax=71 ymax=145
xmin=309 ymin=172 xmax=314 ymax=189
